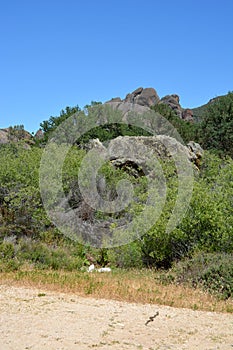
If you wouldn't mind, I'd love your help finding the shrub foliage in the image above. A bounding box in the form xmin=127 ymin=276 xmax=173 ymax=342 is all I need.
xmin=0 ymin=100 xmax=233 ymax=299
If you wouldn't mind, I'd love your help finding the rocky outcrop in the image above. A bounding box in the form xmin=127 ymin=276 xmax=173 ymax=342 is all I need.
xmin=105 ymin=101 xmax=150 ymax=120
xmin=0 ymin=129 xmax=9 ymax=144
xmin=34 ymin=129 xmax=44 ymax=140
xmin=159 ymin=94 xmax=182 ymax=118
xmin=0 ymin=127 xmax=32 ymax=145
xmin=106 ymin=88 xmax=194 ymax=122
xmin=107 ymin=97 xmax=122 ymax=103
xmin=158 ymin=94 xmax=195 ymax=122
xmin=108 ymin=135 xmax=201 ymax=169
xmin=187 ymin=141 xmax=204 ymax=168
xmin=124 ymin=87 xmax=160 ymax=107
xmin=106 ymin=87 xmax=168 ymax=125
xmin=86 ymin=136 xmax=203 ymax=171
xmin=187 ymin=141 xmax=204 ymax=157
xmin=106 ymin=87 xmax=160 ymax=108
xmin=182 ymin=109 xmax=193 ymax=122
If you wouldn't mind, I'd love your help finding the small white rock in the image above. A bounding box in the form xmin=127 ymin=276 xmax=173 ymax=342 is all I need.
xmin=97 ymin=267 xmax=112 ymax=273
xmin=88 ymin=264 xmax=95 ymax=272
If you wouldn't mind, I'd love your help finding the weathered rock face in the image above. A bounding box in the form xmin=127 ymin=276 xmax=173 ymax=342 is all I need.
xmin=84 ymin=138 xmax=107 ymax=152
xmin=0 ymin=129 xmax=9 ymax=144
xmin=159 ymin=94 xmax=183 ymax=118
xmin=187 ymin=141 xmax=204 ymax=167
xmin=0 ymin=128 xmax=32 ymax=144
xmin=87 ymin=136 xmax=203 ymax=171
xmin=105 ymin=101 xmax=150 ymax=120
xmin=34 ymin=129 xmax=44 ymax=140
xmin=108 ymin=135 xmax=200 ymax=169
xmin=105 ymin=88 xmax=160 ymax=126
xmin=124 ymin=87 xmax=160 ymax=107
xmin=106 ymin=88 xmax=193 ymax=122
xmin=107 ymin=97 xmax=122 ymax=103
xmin=182 ymin=109 xmax=194 ymax=122
xmin=106 ymin=87 xmax=160 ymax=108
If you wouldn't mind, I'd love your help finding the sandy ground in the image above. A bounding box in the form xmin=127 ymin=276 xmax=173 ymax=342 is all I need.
xmin=0 ymin=285 xmax=233 ymax=350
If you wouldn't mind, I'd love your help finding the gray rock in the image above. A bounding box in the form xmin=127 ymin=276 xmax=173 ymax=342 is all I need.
xmin=0 ymin=129 xmax=9 ymax=144
xmin=125 ymin=87 xmax=160 ymax=107
xmin=0 ymin=127 xmax=32 ymax=144
xmin=106 ymin=87 xmax=194 ymax=122
xmin=84 ymin=138 xmax=107 ymax=152
xmin=105 ymin=101 xmax=150 ymax=121
xmin=86 ymin=135 xmax=202 ymax=171
xmin=187 ymin=141 xmax=204 ymax=158
xmin=160 ymin=94 xmax=183 ymax=118
xmin=106 ymin=97 xmax=122 ymax=103
xmin=108 ymin=135 xmax=197 ymax=166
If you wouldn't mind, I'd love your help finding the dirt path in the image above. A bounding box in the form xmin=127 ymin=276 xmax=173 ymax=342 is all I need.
xmin=0 ymin=285 xmax=232 ymax=350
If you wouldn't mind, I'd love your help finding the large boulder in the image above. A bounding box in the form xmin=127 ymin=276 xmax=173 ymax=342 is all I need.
xmin=124 ymin=87 xmax=160 ymax=107
xmin=86 ymin=136 xmax=203 ymax=171
xmin=105 ymin=88 xmax=159 ymax=126
xmin=106 ymin=87 xmax=160 ymax=108
xmin=108 ymin=135 xmax=200 ymax=169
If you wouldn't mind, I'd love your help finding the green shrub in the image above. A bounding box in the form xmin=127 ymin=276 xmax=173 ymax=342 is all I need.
xmin=49 ymin=249 xmax=83 ymax=271
xmin=0 ymin=258 xmax=20 ymax=272
xmin=16 ymin=238 xmax=83 ymax=270
xmin=0 ymin=241 xmax=15 ymax=259
xmin=199 ymin=92 xmax=233 ymax=157
xmin=0 ymin=241 xmax=21 ymax=272
xmin=151 ymin=103 xmax=199 ymax=143
xmin=17 ymin=240 xmax=50 ymax=266
xmin=174 ymin=252 xmax=233 ymax=299
xmin=108 ymin=242 xmax=143 ymax=268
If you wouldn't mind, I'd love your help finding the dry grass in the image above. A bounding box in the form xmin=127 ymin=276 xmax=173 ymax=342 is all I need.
xmin=0 ymin=268 xmax=233 ymax=313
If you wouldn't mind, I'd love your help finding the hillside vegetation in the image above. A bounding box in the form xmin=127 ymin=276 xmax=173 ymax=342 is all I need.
xmin=0 ymin=92 xmax=233 ymax=301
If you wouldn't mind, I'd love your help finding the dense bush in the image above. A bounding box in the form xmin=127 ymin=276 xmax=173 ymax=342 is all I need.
xmin=199 ymin=92 xmax=233 ymax=157
xmin=151 ymin=103 xmax=199 ymax=143
xmin=0 ymin=241 xmax=20 ymax=272
xmin=108 ymin=242 xmax=143 ymax=268
xmin=0 ymin=241 xmax=15 ymax=259
xmin=17 ymin=239 xmax=83 ymax=270
xmin=0 ymin=141 xmax=232 ymax=273
xmin=0 ymin=101 xmax=233 ymax=304
xmin=173 ymin=252 xmax=233 ymax=300
xmin=0 ymin=237 xmax=85 ymax=271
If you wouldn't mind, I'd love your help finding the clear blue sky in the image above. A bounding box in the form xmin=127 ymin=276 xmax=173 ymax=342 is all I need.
xmin=0 ymin=0 xmax=232 ymax=133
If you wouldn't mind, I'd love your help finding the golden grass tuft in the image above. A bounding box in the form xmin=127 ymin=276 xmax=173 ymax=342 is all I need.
xmin=0 ymin=268 xmax=232 ymax=313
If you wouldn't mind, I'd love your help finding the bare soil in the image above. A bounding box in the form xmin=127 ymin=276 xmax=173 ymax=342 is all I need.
xmin=0 ymin=284 xmax=233 ymax=350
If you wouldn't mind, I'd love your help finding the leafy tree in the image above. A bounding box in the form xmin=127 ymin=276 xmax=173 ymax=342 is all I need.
xmin=39 ymin=102 xmax=152 ymax=146
xmin=199 ymin=92 xmax=233 ymax=157
xmin=40 ymin=105 xmax=81 ymax=141
xmin=0 ymin=144 xmax=44 ymax=239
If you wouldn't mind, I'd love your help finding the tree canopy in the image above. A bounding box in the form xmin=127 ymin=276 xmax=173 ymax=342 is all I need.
xmin=199 ymin=92 xmax=233 ymax=157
